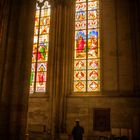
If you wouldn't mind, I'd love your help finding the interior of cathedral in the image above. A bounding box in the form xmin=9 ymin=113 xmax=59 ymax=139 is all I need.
xmin=0 ymin=0 xmax=140 ymax=140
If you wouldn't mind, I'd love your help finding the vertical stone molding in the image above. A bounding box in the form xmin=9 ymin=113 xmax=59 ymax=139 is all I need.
xmin=47 ymin=1 xmax=75 ymax=139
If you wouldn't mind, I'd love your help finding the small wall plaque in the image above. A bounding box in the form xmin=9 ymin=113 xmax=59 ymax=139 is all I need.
xmin=93 ymin=108 xmax=110 ymax=131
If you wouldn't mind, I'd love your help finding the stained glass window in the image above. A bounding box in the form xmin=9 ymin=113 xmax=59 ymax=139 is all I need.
xmin=74 ymin=0 xmax=100 ymax=92
xmin=30 ymin=0 xmax=51 ymax=93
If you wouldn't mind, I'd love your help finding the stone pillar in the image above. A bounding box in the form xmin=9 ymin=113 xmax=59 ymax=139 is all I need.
xmin=47 ymin=0 xmax=75 ymax=139
xmin=0 ymin=0 xmax=11 ymax=101
xmin=0 ymin=0 xmax=35 ymax=139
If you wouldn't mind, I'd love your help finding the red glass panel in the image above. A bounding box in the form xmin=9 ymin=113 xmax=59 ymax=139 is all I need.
xmin=40 ymin=26 xmax=49 ymax=34
xmin=75 ymin=31 xmax=86 ymax=53
xmin=74 ymin=60 xmax=86 ymax=70
xmin=88 ymin=70 xmax=99 ymax=80
xmin=36 ymin=71 xmax=47 ymax=82
xmin=74 ymin=70 xmax=86 ymax=80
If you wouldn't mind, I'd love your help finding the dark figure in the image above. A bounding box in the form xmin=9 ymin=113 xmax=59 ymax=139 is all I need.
xmin=72 ymin=121 xmax=84 ymax=140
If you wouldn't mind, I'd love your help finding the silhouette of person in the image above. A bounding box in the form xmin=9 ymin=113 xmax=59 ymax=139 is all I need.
xmin=72 ymin=120 xmax=84 ymax=140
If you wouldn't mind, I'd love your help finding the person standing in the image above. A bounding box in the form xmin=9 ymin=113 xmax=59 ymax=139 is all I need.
xmin=72 ymin=120 xmax=84 ymax=140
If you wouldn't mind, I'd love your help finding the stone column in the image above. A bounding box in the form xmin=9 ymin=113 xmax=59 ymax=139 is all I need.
xmin=0 ymin=0 xmax=35 ymax=139
xmin=0 ymin=0 xmax=11 ymax=101
xmin=47 ymin=0 xmax=75 ymax=139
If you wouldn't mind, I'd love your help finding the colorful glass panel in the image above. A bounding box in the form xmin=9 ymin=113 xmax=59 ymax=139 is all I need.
xmin=76 ymin=3 xmax=86 ymax=12
xmin=75 ymin=11 xmax=86 ymax=21
xmin=88 ymin=59 xmax=100 ymax=69
xmin=74 ymin=81 xmax=86 ymax=92
xmin=76 ymin=0 xmax=86 ymax=2
xmin=74 ymin=60 xmax=86 ymax=70
xmin=30 ymin=0 xmax=50 ymax=93
xmin=88 ymin=10 xmax=98 ymax=20
xmin=74 ymin=0 xmax=100 ymax=93
xmin=75 ymin=21 xmax=86 ymax=30
xmin=87 ymin=80 xmax=100 ymax=91
xmin=74 ymin=70 xmax=86 ymax=80
xmin=88 ymin=70 xmax=100 ymax=80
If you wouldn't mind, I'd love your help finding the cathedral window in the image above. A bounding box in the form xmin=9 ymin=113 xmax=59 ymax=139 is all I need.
xmin=74 ymin=0 xmax=100 ymax=93
xmin=30 ymin=0 xmax=51 ymax=93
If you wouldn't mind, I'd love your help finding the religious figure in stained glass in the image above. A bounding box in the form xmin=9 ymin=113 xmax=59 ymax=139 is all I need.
xmin=74 ymin=0 xmax=100 ymax=93
xmin=88 ymin=30 xmax=98 ymax=58
xmin=38 ymin=69 xmax=45 ymax=85
xmin=77 ymin=36 xmax=85 ymax=53
xmin=30 ymin=0 xmax=50 ymax=93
